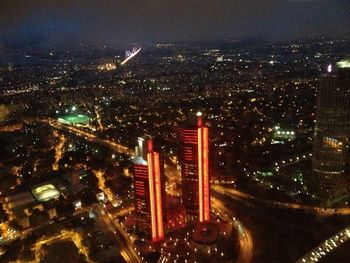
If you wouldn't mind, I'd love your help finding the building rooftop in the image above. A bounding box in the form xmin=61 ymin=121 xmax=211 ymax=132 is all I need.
xmin=132 ymin=156 xmax=147 ymax=165
xmin=336 ymin=60 xmax=350 ymax=69
xmin=6 ymin=191 xmax=35 ymax=209
xmin=32 ymin=183 xmax=60 ymax=202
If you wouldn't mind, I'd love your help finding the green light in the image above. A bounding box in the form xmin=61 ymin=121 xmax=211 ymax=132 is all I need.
xmin=79 ymin=172 xmax=89 ymax=179
xmin=58 ymin=114 xmax=90 ymax=125
xmin=336 ymin=60 xmax=350 ymax=69
xmin=72 ymin=106 xmax=77 ymax=111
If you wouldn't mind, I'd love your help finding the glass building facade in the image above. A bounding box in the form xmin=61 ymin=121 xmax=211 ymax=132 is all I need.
xmin=312 ymin=61 xmax=350 ymax=202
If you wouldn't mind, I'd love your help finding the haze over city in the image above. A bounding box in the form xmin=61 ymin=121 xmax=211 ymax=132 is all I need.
xmin=0 ymin=0 xmax=350 ymax=47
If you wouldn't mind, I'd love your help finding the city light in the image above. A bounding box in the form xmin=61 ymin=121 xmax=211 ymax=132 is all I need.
xmin=198 ymin=127 xmax=210 ymax=222
xmin=1 ymin=7 xmax=349 ymax=261
xmin=134 ymin=137 xmax=164 ymax=242
xmin=154 ymin=152 xmax=164 ymax=239
xmin=327 ymin=64 xmax=332 ymax=73
xmin=203 ymin=127 xmax=210 ymax=221
xmin=336 ymin=60 xmax=350 ymax=68
xmin=198 ymin=128 xmax=203 ymax=222
xmin=147 ymin=153 xmax=158 ymax=240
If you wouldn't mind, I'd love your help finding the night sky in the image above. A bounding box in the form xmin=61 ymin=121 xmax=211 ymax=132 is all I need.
xmin=0 ymin=0 xmax=349 ymax=47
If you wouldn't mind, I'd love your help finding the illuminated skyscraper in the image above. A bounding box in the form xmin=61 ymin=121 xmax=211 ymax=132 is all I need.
xmin=132 ymin=136 xmax=165 ymax=241
xmin=179 ymin=112 xmax=210 ymax=222
xmin=312 ymin=60 xmax=350 ymax=202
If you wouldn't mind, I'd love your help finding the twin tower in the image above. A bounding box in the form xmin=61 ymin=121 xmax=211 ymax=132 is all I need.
xmin=132 ymin=112 xmax=210 ymax=242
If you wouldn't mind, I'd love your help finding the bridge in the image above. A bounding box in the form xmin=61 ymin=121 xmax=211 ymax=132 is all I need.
xmin=120 ymin=47 xmax=142 ymax=66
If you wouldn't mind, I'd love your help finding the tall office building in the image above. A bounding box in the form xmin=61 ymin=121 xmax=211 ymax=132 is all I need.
xmin=132 ymin=136 xmax=165 ymax=241
xmin=312 ymin=60 xmax=350 ymax=202
xmin=179 ymin=112 xmax=210 ymax=222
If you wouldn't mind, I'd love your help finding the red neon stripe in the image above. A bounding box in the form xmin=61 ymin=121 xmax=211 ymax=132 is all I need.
xmin=147 ymin=153 xmax=157 ymax=240
xmin=203 ymin=127 xmax=210 ymax=221
xmin=198 ymin=128 xmax=204 ymax=222
xmin=153 ymin=152 xmax=164 ymax=240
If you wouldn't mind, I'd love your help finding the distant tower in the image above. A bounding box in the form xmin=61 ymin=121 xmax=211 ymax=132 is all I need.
xmin=312 ymin=60 xmax=350 ymax=202
xmin=179 ymin=112 xmax=210 ymax=222
xmin=132 ymin=136 xmax=165 ymax=241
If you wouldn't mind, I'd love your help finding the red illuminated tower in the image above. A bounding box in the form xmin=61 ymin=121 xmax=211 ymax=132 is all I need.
xmin=179 ymin=112 xmax=210 ymax=222
xmin=132 ymin=136 xmax=165 ymax=241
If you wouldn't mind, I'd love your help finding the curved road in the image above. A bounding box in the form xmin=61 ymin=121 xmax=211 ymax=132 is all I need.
xmin=212 ymin=184 xmax=350 ymax=216
xmin=211 ymin=196 xmax=253 ymax=263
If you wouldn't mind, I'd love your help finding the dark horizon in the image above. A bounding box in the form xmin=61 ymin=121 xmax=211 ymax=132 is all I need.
xmin=1 ymin=0 xmax=350 ymax=48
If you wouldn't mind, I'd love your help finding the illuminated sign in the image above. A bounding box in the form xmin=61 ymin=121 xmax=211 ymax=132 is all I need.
xmin=147 ymin=141 xmax=164 ymax=241
xmin=198 ymin=127 xmax=210 ymax=222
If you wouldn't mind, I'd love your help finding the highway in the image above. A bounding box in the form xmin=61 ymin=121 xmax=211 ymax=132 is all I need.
xmin=213 ymin=184 xmax=350 ymax=263
xmin=162 ymin=160 xmax=253 ymax=263
xmin=212 ymin=184 xmax=350 ymax=216
xmin=96 ymin=207 xmax=142 ymax=263
xmin=46 ymin=118 xmax=133 ymax=155
xmin=272 ymin=153 xmax=312 ymax=171
xmin=295 ymin=226 xmax=350 ymax=263
xmin=211 ymin=196 xmax=253 ymax=263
